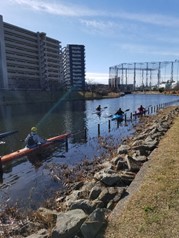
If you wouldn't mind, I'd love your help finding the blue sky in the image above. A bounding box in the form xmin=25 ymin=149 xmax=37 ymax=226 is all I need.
xmin=1 ymin=0 xmax=179 ymax=84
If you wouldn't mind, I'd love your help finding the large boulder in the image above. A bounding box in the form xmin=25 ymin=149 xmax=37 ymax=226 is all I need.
xmin=52 ymin=209 xmax=87 ymax=238
xmin=80 ymin=208 xmax=110 ymax=238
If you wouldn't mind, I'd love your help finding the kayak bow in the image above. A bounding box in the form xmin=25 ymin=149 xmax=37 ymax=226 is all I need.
xmin=111 ymin=114 xmax=124 ymax=121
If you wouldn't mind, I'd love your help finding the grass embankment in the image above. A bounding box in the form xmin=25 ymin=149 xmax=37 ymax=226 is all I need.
xmin=105 ymin=113 xmax=179 ymax=238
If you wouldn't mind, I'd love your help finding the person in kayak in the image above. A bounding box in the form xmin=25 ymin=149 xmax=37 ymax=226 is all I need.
xmin=115 ymin=108 xmax=124 ymax=116
xmin=138 ymin=105 xmax=145 ymax=114
xmin=25 ymin=127 xmax=46 ymax=148
xmin=96 ymin=105 xmax=101 ymax=111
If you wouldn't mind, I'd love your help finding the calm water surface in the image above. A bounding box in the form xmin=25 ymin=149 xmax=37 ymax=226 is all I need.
xmin=0 ymin=94 xmax=179 ymax=210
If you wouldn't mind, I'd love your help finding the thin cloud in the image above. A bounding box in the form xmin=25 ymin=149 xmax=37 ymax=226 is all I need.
xmin=120 ymin=43 xmax=179 ymax=57
xmin=9 ymin=0 xmax=105 ymax=17
xmin=150 ymin=50 xmax=179 ymax=57
xmin=151 ymin=35 xmax=179 ymax=44
xmin=9 ymin=0 xmax=179 ymax=28
xmin=80 ymin=19 xmax=120 ymax=35
xmin=113 ymin=11 xmax=179 ymax=28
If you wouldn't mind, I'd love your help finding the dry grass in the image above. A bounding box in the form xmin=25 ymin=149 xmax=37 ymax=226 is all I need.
xmin=105 ymin=114 xmax=179 ymax=238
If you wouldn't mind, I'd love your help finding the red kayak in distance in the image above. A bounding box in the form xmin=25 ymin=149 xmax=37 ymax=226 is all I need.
xmin=133 ymin=110 xmax=147 ymax=116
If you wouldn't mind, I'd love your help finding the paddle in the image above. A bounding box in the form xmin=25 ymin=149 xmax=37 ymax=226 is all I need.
xmin=0 ymin=130 xmax=18 ymax=139
xmin=108 ymin=109 xmax=130 ymax=118
xmin=93 ymin=106 xmax=108 ymax=114
xmin=96 ymin=106 xmax=108 ymax=111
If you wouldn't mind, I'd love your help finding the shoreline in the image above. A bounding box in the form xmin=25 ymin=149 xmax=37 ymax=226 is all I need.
xmin=1 ymin=105 xmax=179 ymax=237
xmin=105 ymin=107 xmax=179 ymax=237
xmin=0 ymin=90 xmax=122 ymax=106
xmin=0 ymin=89 xmax=178 ymax=106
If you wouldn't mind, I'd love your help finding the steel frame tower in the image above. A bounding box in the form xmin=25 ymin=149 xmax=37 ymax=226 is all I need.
xmin=109 ymin=60 xmax=179 ymax=91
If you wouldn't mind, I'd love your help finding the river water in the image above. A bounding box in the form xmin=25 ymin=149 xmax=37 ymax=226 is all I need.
xmin=0 ymin=93 xmax=179 ymax=211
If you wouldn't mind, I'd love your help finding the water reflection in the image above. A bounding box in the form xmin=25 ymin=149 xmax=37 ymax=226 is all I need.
xmin=0 ymin=94 xmax=179 ymax=210
xmin=27 ymin=149 xmax=54 ymax=169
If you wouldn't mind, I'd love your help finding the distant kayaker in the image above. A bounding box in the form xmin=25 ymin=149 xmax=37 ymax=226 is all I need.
xmin=25 ymin=127 xmax=46 ymax=148
xmin=96 ymin=105 xmax=101 ymax=111
xmin=138 ymin=105 xmax=145 ymax=114
xmin=115 ymin=108 xmax=124 ymax=115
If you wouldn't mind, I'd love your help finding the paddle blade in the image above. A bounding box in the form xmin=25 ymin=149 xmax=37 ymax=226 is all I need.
xmin=0 ymin=130 xmax=18 ymax=139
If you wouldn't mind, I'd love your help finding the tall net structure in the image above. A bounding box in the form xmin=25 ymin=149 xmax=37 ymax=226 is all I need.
xmin=109 ymin=60 xmax=179 ymax=91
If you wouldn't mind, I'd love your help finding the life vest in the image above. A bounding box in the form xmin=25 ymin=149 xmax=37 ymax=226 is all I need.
xmin=27 ymin=133 xmax=36 ymax=147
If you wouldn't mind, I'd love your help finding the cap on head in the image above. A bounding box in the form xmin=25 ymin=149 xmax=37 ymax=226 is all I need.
xmin=31 ymin=127 xmax=37 ymax=132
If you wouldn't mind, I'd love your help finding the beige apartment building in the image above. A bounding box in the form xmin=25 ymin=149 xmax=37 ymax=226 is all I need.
xmin=0 ymin=15 xmax=63 ymax=91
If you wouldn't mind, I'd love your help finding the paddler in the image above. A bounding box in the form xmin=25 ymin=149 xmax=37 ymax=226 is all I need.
xmin=96 ymin=105 xmax=101 ymax=111
xmin=115 ymin=108 xmax=124 ymax=115
xmin=25 ymin=127 xmax=46 ymax=148
xmin=138 ymin=105 xmax=145 ymax=114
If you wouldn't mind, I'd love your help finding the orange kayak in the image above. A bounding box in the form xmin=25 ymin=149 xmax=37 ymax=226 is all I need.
xmin=1 ymin=133 xmax=69 ymax=164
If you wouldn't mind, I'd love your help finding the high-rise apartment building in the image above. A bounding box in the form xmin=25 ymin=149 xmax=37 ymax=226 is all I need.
xmin=63 ymin=44 xmax=85 ymax=91
xmin=0 ymin=15 xmax=63 ymax=90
